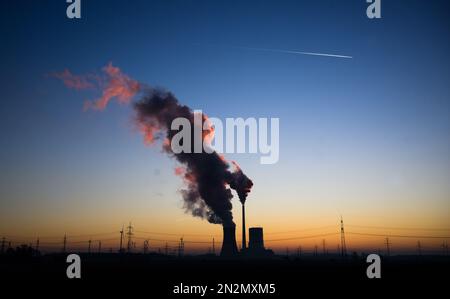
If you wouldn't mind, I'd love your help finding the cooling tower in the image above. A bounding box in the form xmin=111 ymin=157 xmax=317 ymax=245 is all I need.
xmin=220 ymin=225 xmax=239 ymax=256
xmin=248 ymin=227 xmax=264 ymax=250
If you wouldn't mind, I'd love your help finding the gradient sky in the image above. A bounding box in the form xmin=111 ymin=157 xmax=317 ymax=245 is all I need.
xmin=1 ymin=0 xmax=449 ymax=253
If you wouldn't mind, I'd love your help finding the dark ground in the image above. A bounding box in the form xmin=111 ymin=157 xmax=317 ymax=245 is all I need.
xmin=1 ymin=252 xmax=449 ymax=294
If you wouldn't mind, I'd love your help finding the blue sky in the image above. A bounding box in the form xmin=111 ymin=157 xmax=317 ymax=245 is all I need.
xmin=0 ymin=0 xmax=449 ymax=245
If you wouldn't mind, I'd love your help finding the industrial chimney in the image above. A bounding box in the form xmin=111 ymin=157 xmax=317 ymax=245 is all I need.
xmin=220 ymin=225 xmax=238 ymax=256
xmin=241 ymin=203 xmax=246 ymax=250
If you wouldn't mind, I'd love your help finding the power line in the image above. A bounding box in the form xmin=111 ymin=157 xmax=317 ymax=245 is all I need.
xmin=134 ymin=230 xmax=217 ymax=237
xmin=264 ymin=232 xmax=339 ymax=242
xmin=0 ymin=232 xmax=118 ymax=239
xmin=346 ymin=224 xmax=450 ymax=231
xmin=264 ymin=225 xmax=339 ymax=235
xmin=347 ymin=232 xmax=450 ymax=239
xmin=4 ymin=221 xmax=450 ymax=255
xmin=133 ymin=236 xmax=218 ymax=244
xmin=4 ymin=224 xmax=448 ymax=240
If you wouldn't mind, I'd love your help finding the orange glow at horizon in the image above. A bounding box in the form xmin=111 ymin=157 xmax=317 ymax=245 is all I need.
xmin=2 ymin=210 xmax=449 ymax=254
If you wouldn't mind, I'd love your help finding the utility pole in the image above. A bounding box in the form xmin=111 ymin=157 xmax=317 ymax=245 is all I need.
xmin=164 ymin=242 xmax=169 ymax=255
xmin=126 ymin=222 xmax=133 ymax=253
xmin=178 ymin=238 xmax=184 ymax=257
xmin=322 ymin=239 xmax=327 ymax=255
xmin=35 ymin=238 xmax=40 ymax=253
xmin=88 ymin=239 xmax=92 ymax=254
xmin=417 ymin=241 xmax=422 ymax=256
xmin=119 ymin=224 xmax=124 ymax=253
xmin=144 ymin=240 xmax=149 ymax=254
xmin=1 ymin=237 xmax=5 ymax=254
xmin=385 ymin=237 xmax=391 ymax=257
xmin=442 ymin=241 xmax=449 ymax=256
xmin=62 ymin=234 xmax=67 ymax=253
xmin=181 ymin=238 xmax=184 ymax=256
xmin=340 ymin=216 xmax=347 ymax=257
xmin=297 ymin=246 xmax=302 ymax=258
xmin=98 ymin=241 xmax=102 ymax=253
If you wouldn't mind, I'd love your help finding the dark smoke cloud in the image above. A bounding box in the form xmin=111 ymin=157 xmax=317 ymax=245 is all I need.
xmin=230 ymin=162 xmax=254 ymax=205
xmin=134 ymin=89 xmax=253 ymax=227
xmin=53 ymin=64 xmax=253 ymax=227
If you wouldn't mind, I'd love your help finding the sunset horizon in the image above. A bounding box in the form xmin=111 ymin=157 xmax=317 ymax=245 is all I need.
xmin=1 ymin=0 xmax=449 ymax=286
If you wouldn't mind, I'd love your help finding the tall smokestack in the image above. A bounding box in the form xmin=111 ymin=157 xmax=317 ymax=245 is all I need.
xmin=220 ymin=225 xmax=238 ymax=257
xmin=230 ymin=161 xmax=253 ymax=251
xmin=241 ymin=203 xmax=246 ymax=250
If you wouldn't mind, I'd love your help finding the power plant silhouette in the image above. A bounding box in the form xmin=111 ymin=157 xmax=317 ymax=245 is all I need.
xmin=220 ymin=203 xmax=273 ymax=257
xmin=220 ymin=226 xmax=239 ymax=256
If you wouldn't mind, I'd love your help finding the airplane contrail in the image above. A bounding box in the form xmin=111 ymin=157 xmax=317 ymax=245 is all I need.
xmin=194 ymin=43 xmax=353 ymax=59
xmin=231 ymin=45 xmax=353 ymax=59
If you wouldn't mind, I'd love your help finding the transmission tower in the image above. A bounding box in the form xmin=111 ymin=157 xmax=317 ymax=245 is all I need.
xmin=442 ymin=241 xmax=449 ymax=256
xmin=126 ymin=222 xmax=133 ymax=253
xmin=119 ymin=224 xmax=124 ymax=253
xmin=62 ymin=234 xmax=67 ymax=253
xmin=340 ymin=216 xmax=347 ymax=257
xmin=385 ymin=237 xmax=391 ymax=256
xmin=1 ymin=237 xmax=5 ymax=254
xmin=178 ymin=237 xmax=184 ymax=257
xmin=144 ymin=240 xmax=149 ymax=254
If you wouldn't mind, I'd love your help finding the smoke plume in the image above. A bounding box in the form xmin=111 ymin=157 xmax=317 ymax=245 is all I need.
xmin=134 ymin=89 xmax=253 ymax=227
xmin=51 ymin=62 xmax=140 ymax=111
xmin=53 ymin=63 xmax=253 ymax=227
